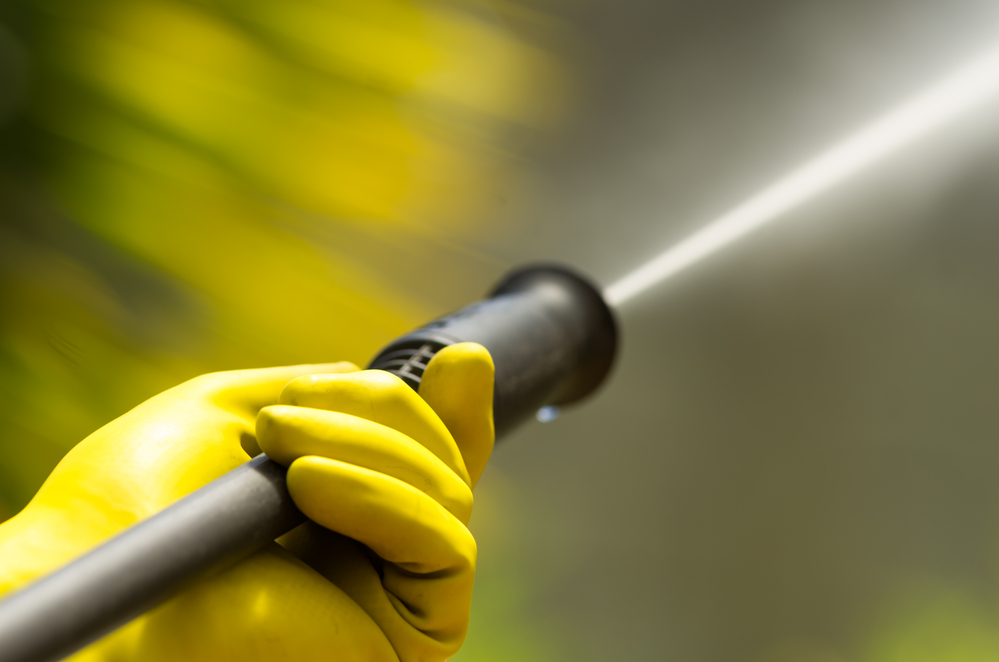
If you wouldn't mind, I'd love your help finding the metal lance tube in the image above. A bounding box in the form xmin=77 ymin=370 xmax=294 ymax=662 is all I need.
xmin=0 ymin=264 xmax=617 ymax=662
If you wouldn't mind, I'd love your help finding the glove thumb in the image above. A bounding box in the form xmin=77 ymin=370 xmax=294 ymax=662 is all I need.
xmin=418 ymin=343 xmax=494 ymax=488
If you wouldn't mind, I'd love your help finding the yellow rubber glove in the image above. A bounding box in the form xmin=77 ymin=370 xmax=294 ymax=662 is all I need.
xmin=0 ymin=343 xmax=495 ymax=662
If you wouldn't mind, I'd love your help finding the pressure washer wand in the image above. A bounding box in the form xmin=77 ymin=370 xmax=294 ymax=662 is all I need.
xmin=0 ymin=264 xmax=617 ymax=662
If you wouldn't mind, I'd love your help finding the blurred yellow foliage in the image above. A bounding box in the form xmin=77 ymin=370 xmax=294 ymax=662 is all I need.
xmin=0 ymin=0 xmax=564 ymax=514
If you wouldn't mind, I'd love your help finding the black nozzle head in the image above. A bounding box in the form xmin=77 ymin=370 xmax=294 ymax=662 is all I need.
xmin=489 ymin=264 xmax=618 ymax=408
xmin=369 ymin=263 xmax=618 ymax=437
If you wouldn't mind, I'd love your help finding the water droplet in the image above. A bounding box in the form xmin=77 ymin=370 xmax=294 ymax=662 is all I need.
xmin=536 ymin=406 xmax=561 ymax=423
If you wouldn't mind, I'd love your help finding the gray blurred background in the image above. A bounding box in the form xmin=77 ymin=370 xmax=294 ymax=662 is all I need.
xmin=456 ymin=1 xmax=999 ymax=660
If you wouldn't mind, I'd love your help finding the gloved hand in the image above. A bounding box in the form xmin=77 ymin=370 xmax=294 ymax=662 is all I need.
xmin=0 ymin=343 xmax=495 ymax=662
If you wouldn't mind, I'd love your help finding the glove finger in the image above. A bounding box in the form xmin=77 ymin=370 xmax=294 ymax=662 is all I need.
xmin=279 ymin=370 xmax=470 ymax=486
xmin=418 ymin=343 xmax=494 ymax=488
xmin=257 ymin=405 xmax=473 ymax=523
xmin=287 ymin=456 xmax=475 ymax=654
xmin=188 ymin=362 xmax=359 ymax=422
xmin=286 ymin=456 xmax=475 ymax=577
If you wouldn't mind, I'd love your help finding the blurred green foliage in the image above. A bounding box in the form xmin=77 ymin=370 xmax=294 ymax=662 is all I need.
xmin=866 ymin=589 xmax=999 ymax=662
xmin=758 ymin=587 xmax=999 ymax=662
xmin=452 ymin=468 xmax=568 ymax=662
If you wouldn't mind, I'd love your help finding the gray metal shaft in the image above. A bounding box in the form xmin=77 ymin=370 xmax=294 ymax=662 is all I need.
xmin=0 ymin=455 xmax=304 ymax=662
